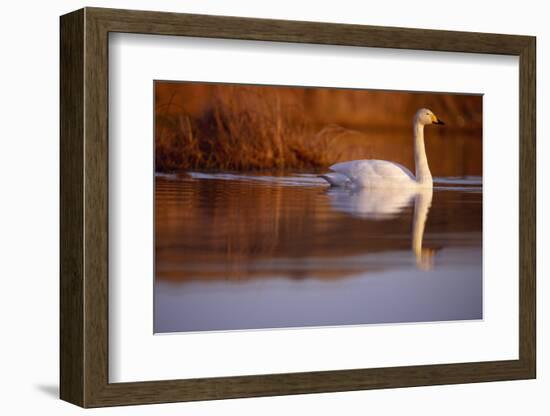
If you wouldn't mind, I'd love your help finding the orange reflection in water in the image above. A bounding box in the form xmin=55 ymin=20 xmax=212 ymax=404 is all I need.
xmin=155 ymin=174 xmax=482 ymax=283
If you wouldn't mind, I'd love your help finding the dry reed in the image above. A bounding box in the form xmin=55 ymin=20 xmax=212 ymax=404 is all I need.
xmin=155 ymin=86 xmax=338 ymax=171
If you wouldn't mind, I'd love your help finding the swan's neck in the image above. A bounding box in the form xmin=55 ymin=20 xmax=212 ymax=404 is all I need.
xmin=413 ymin=122 xmax=432 ymax=185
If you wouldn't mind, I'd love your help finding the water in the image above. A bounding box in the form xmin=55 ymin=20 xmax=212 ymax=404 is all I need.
xmin=154 ymin=172 xmax=482 ymax=333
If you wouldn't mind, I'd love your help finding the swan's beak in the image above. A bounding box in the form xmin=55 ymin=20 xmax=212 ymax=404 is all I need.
xmin=433 ymin=118 xmax=445 ymax=125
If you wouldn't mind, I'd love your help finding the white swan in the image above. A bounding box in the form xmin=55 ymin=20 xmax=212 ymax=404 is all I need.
xmin=321 ymin=108 xmax=444 ymax=188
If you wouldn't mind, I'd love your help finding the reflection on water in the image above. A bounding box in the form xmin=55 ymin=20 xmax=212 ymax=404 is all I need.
xmin=328 ymin=187 xmax=434 ymax=269
xmin=155 ymin=172 xmax=482 ymax=333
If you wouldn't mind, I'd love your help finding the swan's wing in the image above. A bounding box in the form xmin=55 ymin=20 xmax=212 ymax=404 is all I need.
xmin=330 ymin=160 xmax=415 ymax=187
xmin=330 ymin=160 xmax=414 ymax=179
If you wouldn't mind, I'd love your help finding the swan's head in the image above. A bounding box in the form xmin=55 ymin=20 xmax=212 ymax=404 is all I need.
xmin=415 ymin=108 xmax=444 ymax=126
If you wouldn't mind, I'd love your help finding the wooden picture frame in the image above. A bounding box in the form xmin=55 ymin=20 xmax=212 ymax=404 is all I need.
xmin=60 ymin=7 xmax=536 ymax=408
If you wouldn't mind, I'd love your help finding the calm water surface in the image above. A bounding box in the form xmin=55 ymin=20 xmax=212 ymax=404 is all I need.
xmin=154 ymin=172 xmax=482 ymax=333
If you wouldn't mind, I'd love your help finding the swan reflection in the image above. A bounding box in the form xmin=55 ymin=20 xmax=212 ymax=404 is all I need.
xmin=327 ymin=187 xmax=434 ymax=270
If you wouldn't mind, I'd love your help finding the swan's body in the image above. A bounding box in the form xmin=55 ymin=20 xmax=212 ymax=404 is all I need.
xmin=321 ymin=108 xmax=444 ymax=189
xmin=323 ymin=160 xmax=416 ymax=188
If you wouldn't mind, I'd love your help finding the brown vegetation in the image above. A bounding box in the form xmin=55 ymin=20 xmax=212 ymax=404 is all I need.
xmin=155 ymin=82 xmax=483 ymax=175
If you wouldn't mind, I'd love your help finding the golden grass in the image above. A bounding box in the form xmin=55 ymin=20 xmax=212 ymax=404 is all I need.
xmin=155 ymin=86 xmax=341 ymax=171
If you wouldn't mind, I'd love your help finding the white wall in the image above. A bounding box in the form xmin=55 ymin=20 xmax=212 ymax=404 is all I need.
xmin=0 ymin=0 xmax=545 ymax=414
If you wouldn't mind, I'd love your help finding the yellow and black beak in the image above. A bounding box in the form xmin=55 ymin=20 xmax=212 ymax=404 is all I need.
xmin=433 ymin=117 xmax=445 ymax=125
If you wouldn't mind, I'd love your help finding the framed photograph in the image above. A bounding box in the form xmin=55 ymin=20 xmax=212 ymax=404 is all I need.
xmin=60 ymin=7 xmax=536 ymax=408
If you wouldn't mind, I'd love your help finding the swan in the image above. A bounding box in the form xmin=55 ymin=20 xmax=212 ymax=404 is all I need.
xmin=320 ymin=108 xmax=444 ymax=188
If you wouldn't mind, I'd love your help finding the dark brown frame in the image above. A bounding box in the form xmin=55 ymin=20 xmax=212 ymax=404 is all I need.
xmin=60 ymin=7 xmax=536 ymax=408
